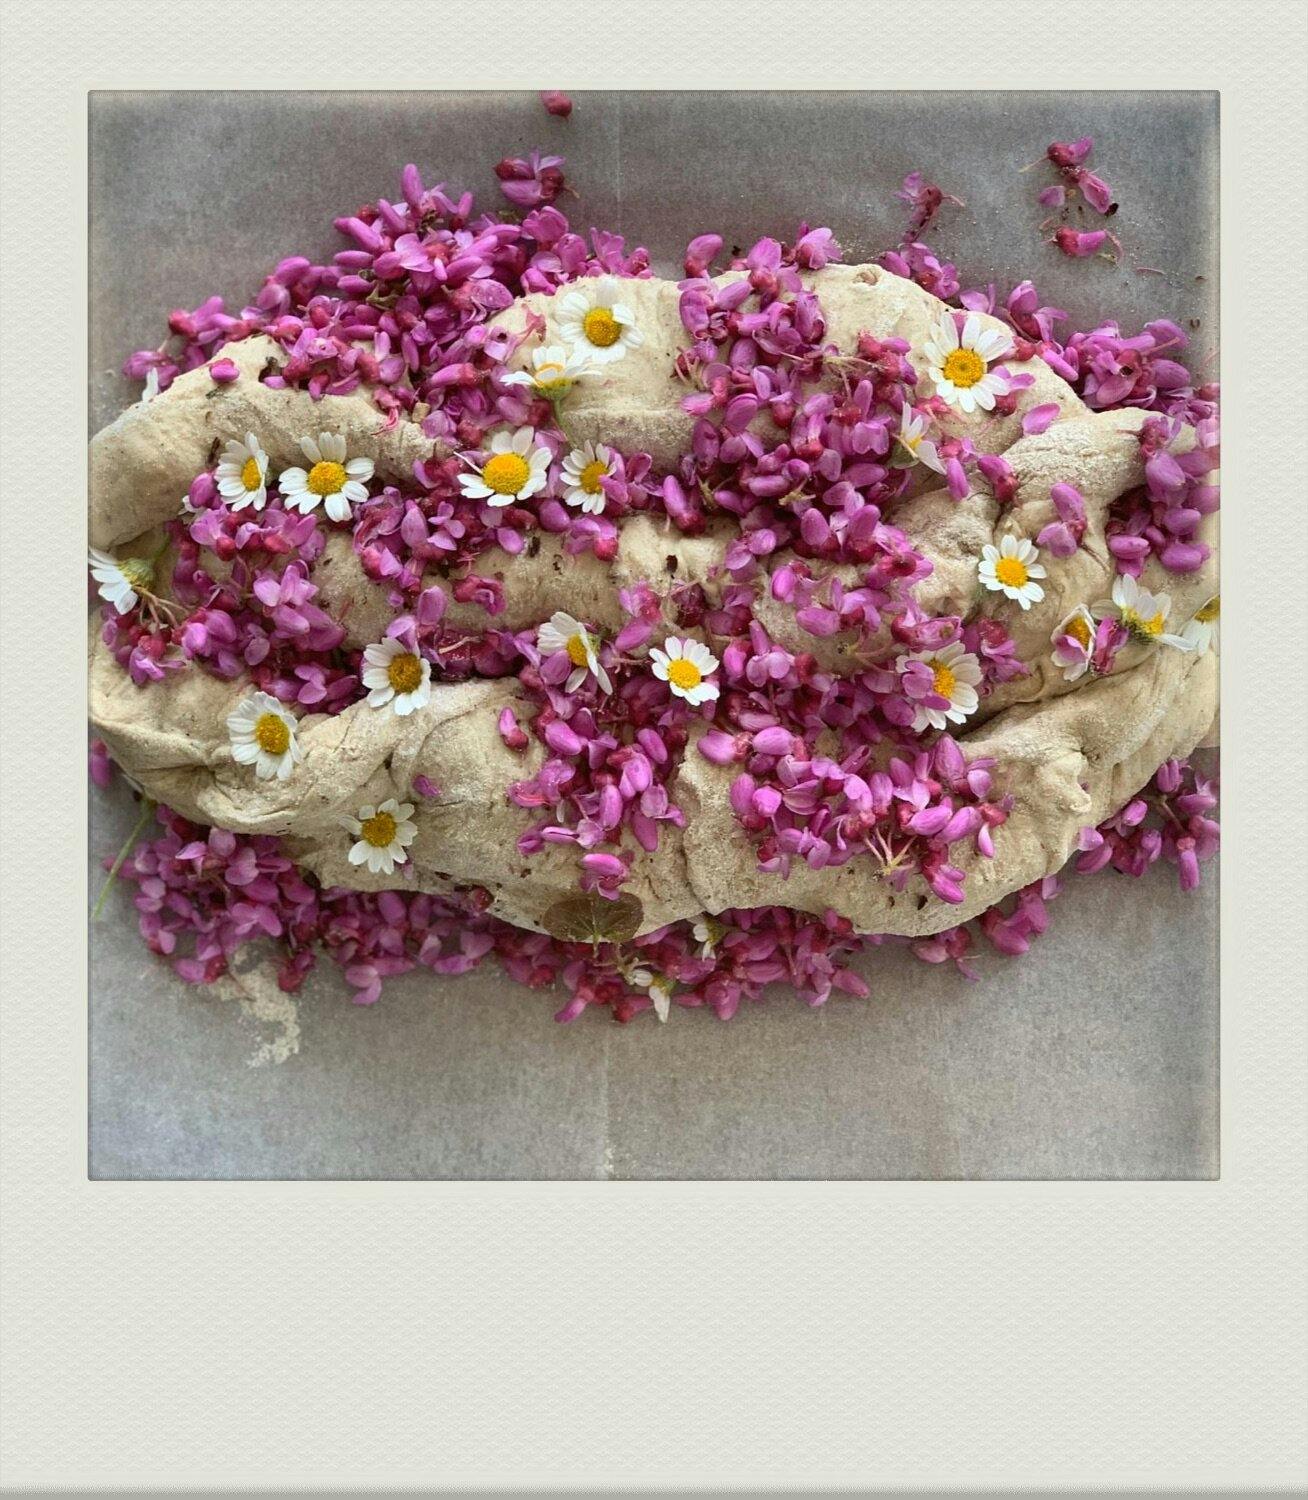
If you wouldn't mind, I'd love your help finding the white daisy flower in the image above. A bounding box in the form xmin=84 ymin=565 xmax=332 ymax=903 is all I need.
xmin=650 ymin=636 xmax=719 ymax=706
xmin=691 ymin=917 xmax=724 ymax=959
xmin=1050 ymin=605 xmax=1096 ymax=682
xmin=923 ymin=313 xmax=1014 ymax=414
xmin=560 ymin=442 xmax=616 ymax=515
xmin=278 ymin=433 xmax=374 ymax=522
xmin=556 ymin=276 xmax=644 ymax=366
xmin=978 ymin=534 xmax=1047 ymax=610
xmin=537 ymin=611 xmax=613 ymax=694
xmin=88 ymin=548 xmax=153 ymax=615
xmin=896 ymin=641 xmax=983 ymax=733
xmin=361 ymin=638 xmax=433 ymax=716
xmin=340 ymin=797 xmax=418 ymax=876
xmin=628 ymin=965 xmax=676 ymax=1023
xmin=894 ymin=407 xmax=946 ymax=474
xmin=1094 ymin=573 xmax=1192 ymax=650
xmin=214 ymin=432 xmax=270 ymax=512
xmin=502 ymin=343 xmax=594 ymax=399
xmin=1180 ymin=594 xmax=1220 ymax=654
xmin=456 ymin=426 xmax=551 ymax=507
xmin=226 ymin=691 xmax=302 ymax=781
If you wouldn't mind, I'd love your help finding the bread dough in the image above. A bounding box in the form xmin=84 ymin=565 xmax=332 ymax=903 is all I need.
xmin=88 ymin=266 xmax=1218 ymax=938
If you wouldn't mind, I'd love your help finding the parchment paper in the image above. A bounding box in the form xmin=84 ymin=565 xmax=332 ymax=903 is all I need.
xmin=88 ymin=90 xmax=1218 ymax=1180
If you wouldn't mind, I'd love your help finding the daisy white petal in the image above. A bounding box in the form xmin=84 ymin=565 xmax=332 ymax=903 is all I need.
xmin=537 ymin=612 xmax=611 ymax=695
xmin=463 ymin=427 xmax=550 ymax=507
xmin=1101 ymin=572 xmax=1192 ymax=649
xmin=225 ymin=691 xmax=302 ymax=782
xmin=977 ymin=533 xmax=1046 ymax=608
xmin=503 ymin=343 xmax=596 ymax=397
xmin=560 ymin=441 xmax=615 ymax=515
xmin=1180 ymin=595 xmax=1220 ymax=654
xmin=654 ymin=636 xmax=719 ymax=702
xmin=896 ymin=641 xmax=984 ymax=733
xmin=280 ymin=433 xmax=372 ymax=517
xmin=214 ymin=432 xmax=270 ymax=512
xmin=361 ymin=639 xmax=433 ymax=716
xmin=556 ymin=277 xmax=644 ymax=366
xmin=343 ymin=796 xmax=418 ymax=877
xmin=923 ymin=313 xmax=1011 ymax=414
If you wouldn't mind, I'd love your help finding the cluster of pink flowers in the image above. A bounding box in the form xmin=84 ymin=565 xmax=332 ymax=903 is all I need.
xmin=506 ymin=613 xmax=692 ymax=887
xmin=125 ymin=159 xmax=650 ymax=422
xmin=1073 ymin=757 xmax=1219 ymax=890
xmin=1031 ymin=136 xmax=1119 ymax=259
xmin=95 ymin=146 xmax=1219 ymax=1024
xmin=99 ymin=485 xmax=362 ymax=704
xmin=1106 ymin=411 xmax=1220 ymax=576
xmin=98 ymin=749 xmax=1216 ymax=1023
xmin=895 ymin=171 xmax=964 ymax=243
xmin=727 ymin=732 xmax=1010 ymax=902
xmin=1037 ymin=135 xmax=1117 ymax=216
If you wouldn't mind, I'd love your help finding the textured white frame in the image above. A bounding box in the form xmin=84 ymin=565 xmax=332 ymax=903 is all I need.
xmin=2 ymin=0 xmax=1306 ymax=1489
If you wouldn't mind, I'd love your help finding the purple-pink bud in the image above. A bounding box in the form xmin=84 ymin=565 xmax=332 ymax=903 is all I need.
xmin=498 ymin=707 xmax=529 ymax=752
xmin=698 ymin=730 xmax=740 ymax=766
xmin=1021 ymin=403 xmax=1060 ymax=435
xmin=542 ymin=720 xmax=584 ymax=757
xmin=751 ymin=726 xmax=793 ymax=757
xmin=1159 ymin=540 xmax=1209 ymax=572
xmin=752 ymin=786 xmax=783 ymax=819
xmin=684 ymin=233 xmax=723 ymax=277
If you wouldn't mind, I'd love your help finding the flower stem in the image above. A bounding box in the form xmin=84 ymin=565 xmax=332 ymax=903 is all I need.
xmin=92 ymin=797 xmax=155 ymax=921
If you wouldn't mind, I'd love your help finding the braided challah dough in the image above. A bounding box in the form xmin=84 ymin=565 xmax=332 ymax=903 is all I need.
xmin=88 ymin=267 xmax=1218 ymax=938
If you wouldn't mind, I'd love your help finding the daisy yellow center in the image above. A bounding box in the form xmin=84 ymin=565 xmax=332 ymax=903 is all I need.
xmin=386 ymin=653 xmax=423 ymax=694
xmin=482 ymin=452 xmax=531 ymax=495
xmin=535 ymin=362 xmax=569 ymax=391
xmin=1196 ymin=595 xmax=1220 ymax=623
xmin=929 ymin=660 xmax=957 ymax=699
xmin=667 ymin=659 xmax=703 ymax=691
xmin=941 ymin=348 xmax=986 ymax=389
xmin=306 ymin=460 xmax=347 ymax=496
xmin=1125 ymin=608 xmax=1166 ymax=638
xmin=119 ymin=557 xmax=154 ymax=590
xmin=360 ymin=811 xmax=398 ymax=848
xmin=994 ymin=556 xmax=1029 ymax=588
xmin=566 ymin=632 xmax=592 ymax=667
xmin=240 ymin=456 xmax=263 ymax=490
xmin=579 ymin=459 xmax=608 ymax=494
xmin=1066 ymin=613 xmax=1093 ymax=649
xmin=582 ymin=307 xmax=621 ymax=348
xmin=254 ymin=713 xmax=290 ymax=756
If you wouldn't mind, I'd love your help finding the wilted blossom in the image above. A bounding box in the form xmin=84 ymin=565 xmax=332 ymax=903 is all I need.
xmin=895 ymin=171 xmax=964 ymax=242
xmin=89 ymin=738 xmax=115 ymax=788
xmin=1040 ymin=135 xmax=1117 ymax=216
xmin=1036 ymin=482 xmax=1087 ymax=556
xmin=878 ymin=241 xmax=960 ymax=301
xmin=961 ymin=279 xmax=1068 ymax=346
xmin=495 ymin=150 xmax=567 ymax=208
xmin=980 ymin=875 xmax=1061 ymax=956
xmin=540 ymin=91 xmax=573 ymax=119
xmin=1089 ymin=615 xmax=1130 ymax=676
xmin=1051 ymin=227 xmax=1115 ymax=259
